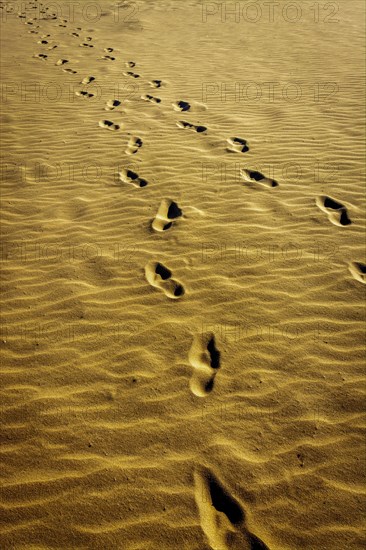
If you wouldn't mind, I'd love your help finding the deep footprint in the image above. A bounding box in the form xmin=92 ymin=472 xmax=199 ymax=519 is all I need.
xmin=227 ymin=137 xmax=249 ymax=153
xmin=177 ymin=121 xmax=207 ymax=133
xmin=105 ymin=99 xmax=121 ymax=110
xmin=145 ymin=261 xmax=185 ymax=299
xmin=119 ymin=168 xmax=148 ymax=188
xmin=123 ymin=71 xmax=140 ymax=78
xmin=173 ymin=100 xmax=190 ymax=112
xmin=149 ymin=79 xmax=163 ymax=88
xmin=349 ymin=262 xmax=366 ymax=284
xmin=141 ymin=94 xmax=161 ymax=104
xmin=316 ymin=195 xmax=352 ymax=226
xmin=99 ymin=120 xmax=121 ymax=131
xmin=76 ymin=90 xmax=94 ymax=98
xmin=152 ymin=199 xmax=182 ymax=232
xmin=194 ymin=466 xmax=270 ymax=550
xmin=125 ymin=136 xmax=143 ymax=155
xmin=188 ymin=333 xmax=220 ymax=397
xmin=241 ymin=169 xmax=278 ymax=188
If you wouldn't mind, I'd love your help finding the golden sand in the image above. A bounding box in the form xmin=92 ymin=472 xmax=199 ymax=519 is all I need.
xmin=1 ymin=1 xmax=365 ymax=548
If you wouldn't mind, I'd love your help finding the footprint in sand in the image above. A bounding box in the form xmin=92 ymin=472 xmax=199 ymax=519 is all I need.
xmin=149 ymin=79 xmax=163 ymax=88
xmin=82 ymin=76 xmax=95 ymax=85
xmin=102 ymin=54 xmax=115 ymax=61
xmin=56 ymin=59 xmax=68 ymax=65
xmin=141 ymin=94 xmax=161 ymax=104
xmin=105 ymin=47 xmax=114 ymax=53
xmin=348 ymin=262 xmax=366 ymax=284
xmin=152 ymin=199 xmax=182 ymax=232
xmin=173 ymin=100 xmax=190 ymax=112
xmin=188 ymin=333 xmax=220 ymax=397
xmin=125 ymin=136 xmax=143 ymax=155
xmin=316 ymin=195 xmax=352 ymax=226
xmin=37 ymin=39 xmax=49 ymax=44
xmin=76 ymin=90 xmax=94 ymax=98
xmin=34 ymin=53 xmax=48 ymax=60
xmin=145 ymin=261 xmax=185 ymax=299
xmin=194 ymin=465 xmax=270 ymax=550
xmin=80 ymin=42 xmax=94 ymax=48
xmin=105 ymin=99 xmax=121 ymax=111
xmin=126 ymin=61 xmax=136 ymax=67
xmin=123 ymin=71 xmax=140 ymax=78
xmin=241 ymin=169 xmax=278 ymax=188
xmin=227 ymin=137 xmax=249 ymax=153
xmin=119 ymin=168 xmax=148 ymax=187
xmin=63 ymin=68 xmax=77 ymax=74
xmin=71 ymin=32 xmax=79 ymax=37
xmin=99 ymin=120 xmax=121 ymax=131
xmin=177 ymin=121 xmax=207 ymax=133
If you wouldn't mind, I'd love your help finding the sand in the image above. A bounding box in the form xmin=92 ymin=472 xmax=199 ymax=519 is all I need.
xmin=0 ymin=0 xmax=365 ymax=548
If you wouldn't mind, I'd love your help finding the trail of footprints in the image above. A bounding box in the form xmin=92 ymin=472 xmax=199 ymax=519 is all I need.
xmin=12 ymin=5 xmax=363 ymax=547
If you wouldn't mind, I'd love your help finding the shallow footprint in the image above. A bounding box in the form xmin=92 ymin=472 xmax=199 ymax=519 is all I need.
xmin=141 ymin=94 xmax=161 ymax=104
xmin=316 ymin=195 xmax=352 ymax=226
xmin=119 ymin=168 xmax=147 ymax=188
xmin=56 ymin=58 xmax=68 ymax=65
xmin=126 ymin=61 xmax=136 ymax=67
xmin=63 ymin=68 xmax=77 ymax=74
xmin=125 ymin=136 xmax=143 ymax=155
xmin=145 ymin=261 xmax=185 ymax=299
xmin=241 ymin=169 xmax=278 ymax=188
xmin=189 ymin=332 xmax=220 ymax=397
xmin=349 ymin=262 xmax=366 ymax=284
xmin=194 ymin=465 xmax=270 ymax=550
xmin=102 ymin=54 xmax=115 ymax=60
xmin=99 ymin=119 xmax=121 ymax=131
xmin=177 ymin=120 xmax=207 ymax=133
xmin=34 ymin=53 xmax=48 ymax=60
xmin=152 ymin=199 xmax=182 ymax=232
xmin=173 ymin=100 xmax=190 ymax=112
xmin=227 ymin=137 xmax=249 ymax=153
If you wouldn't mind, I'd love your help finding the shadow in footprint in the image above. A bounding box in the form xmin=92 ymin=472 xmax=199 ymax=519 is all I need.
xmin=105 ymin=99 xmax=121 ymax=110
xmin=194 ymin=466 xmax=270 ymax=550
xmin=241 ymin=169 xmax=278 ymax=188
xmin=99 ymin=120 xmax=120 ymax=131
xmin=145 ymin=261 xmax=185 ymax=299
xmin=177 ymin=121 xmax=207 ymax=133
xmin=152 ymin=199 xmax=182 ymax=232
xmin=227 ymin=137 xmax=249 ymax=153
xmin=189 ymin=333 xmax=221 ymax=397
xmin=141 ymin=94 xmax=161 ymax=104
xmin=173 ymin=100 xmax=190 ymax=112
xmin=316 ymin=195 xmax=352 ymax=226
xmin=349 ymin=262 xmax=366 ymax=284
xmin=126 ymin=136 xmax=143 ymax=155
xmin=119 ymin=168 xmax=147 ymax=188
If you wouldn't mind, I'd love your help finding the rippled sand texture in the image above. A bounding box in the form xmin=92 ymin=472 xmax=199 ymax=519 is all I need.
xmin=1 ymin=1 xmax=365 ymax=548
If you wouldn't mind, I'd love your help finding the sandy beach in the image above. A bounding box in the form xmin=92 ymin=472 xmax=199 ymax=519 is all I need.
xmin=1 ymin=1 xmax=365 ymax=548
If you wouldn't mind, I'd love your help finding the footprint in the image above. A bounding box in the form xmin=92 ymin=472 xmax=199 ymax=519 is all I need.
xmin=316 ymin=195 xmax=352 ymax=226
xmin=152 ymin=199 xmax=182 ymax=232
xmin=71 ymin=32 xmax=79 ymax=37
xmin=176 ymin=121 xmax=207 ymax=133
xmin=76 ymin=90 xmax=94 ymax=98
xmin=173 ymin=100 xmax=190 ymax=112
xmin=126 ymin=61 xmax=136 ymax=67
xmin=149 ymin=79 xmax=163 ymax=88
xmin=119 ymin=168 xmax=147 ymax=187
xmin=82 ymin=76 xmax=95 ymax=85
xmin=227 ymin=137 xmax=249 ymax=153
xmin=123 ymin=71 xmax=140 ymax=78
xmin=105 ymin=99 xmax=121 ymax=111
xmin=102 ymin=55 xmax=115 ymax=60
xmin=56 ymin=59 xmax=68 ymax=65
xmin=34 ymin=53 xmax=48 ymax=60
xmin=37 ymin=39 xmax=48 ymax=44
xmin=125 ymin=136 xmax=143 ymax=155
xmin=63 ymin=68 xmax=77 ymax=74
xmin=188 ymin=333 xmax=220 ymax=397
xmin=105 ymin=47 xmax=114 ymax=52
xmin=145 ymin=261 xmax=185 ymax=299
xmin=99 ymin=120 xmax=121 ymax=131
xmin=349 ymin=262 xmax=366 ymax=284
xmin=141 ymin=94 xmax=161 ymax=104
xmin=79 ymin=43 xmax=94 ymax=48
xmin=194 ymin=466 xmax=270 ymax=550
xmin=241 ymin=169 xmax=278 ymax=188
